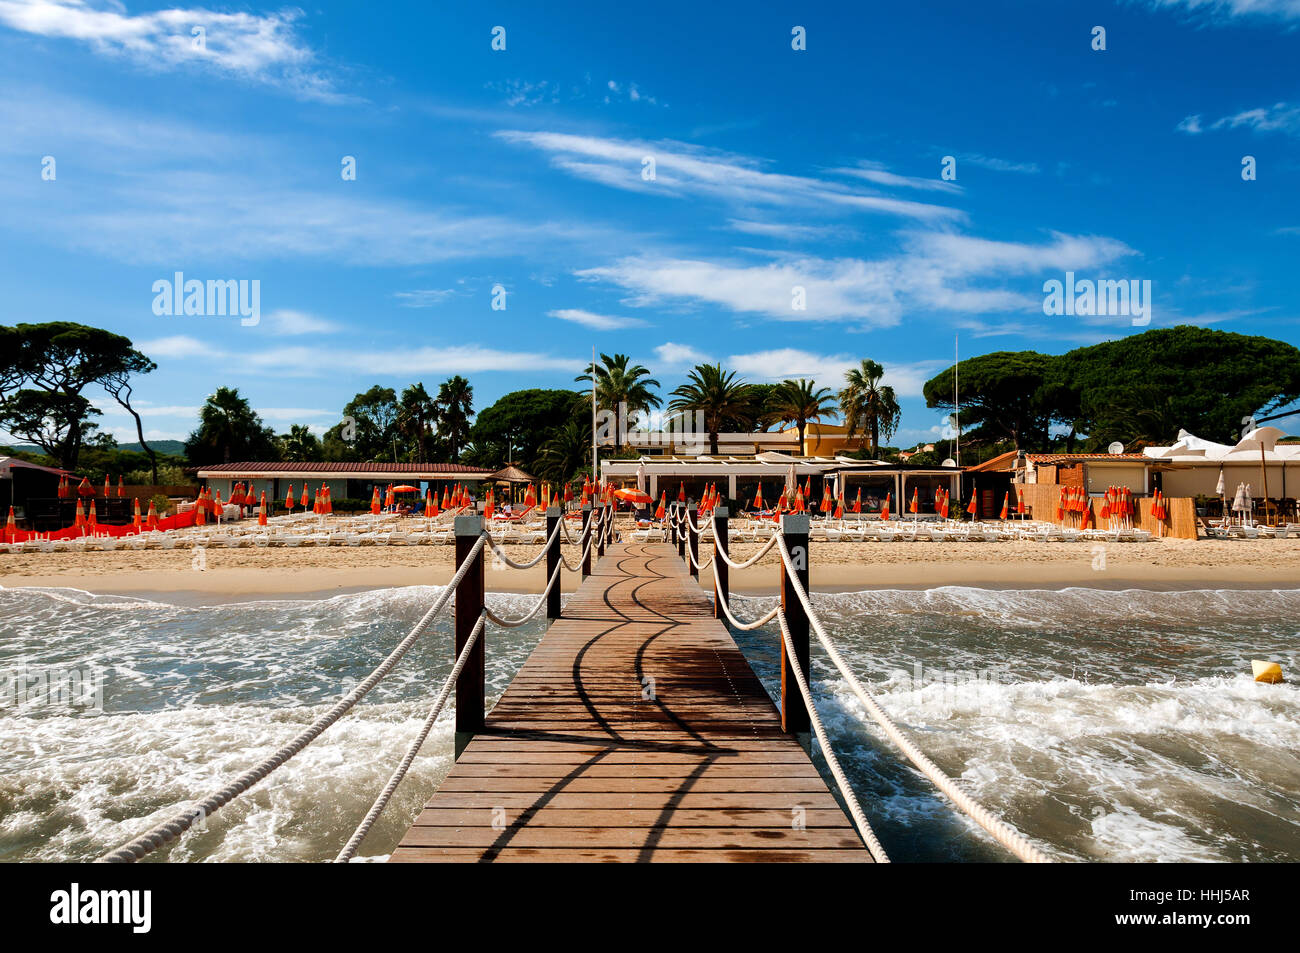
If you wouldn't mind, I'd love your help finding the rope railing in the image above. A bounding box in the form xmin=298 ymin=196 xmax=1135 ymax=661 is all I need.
xmin=774 ymin=607 xmax=890 ymax=862
xmin=98 ymin=532 xmax=489 ymax=863
xmin=776 ymin=533 xmax=1051 ymax=864
xmin=484 ymin=556 xmax=564 ymax=628
xmin=689 ymin=509 xmax=1051 ymax=864
xmin=97 ymin=500 xmax=620 ymax=865
xmin=333 ymin=611 xmax=486 ymax=863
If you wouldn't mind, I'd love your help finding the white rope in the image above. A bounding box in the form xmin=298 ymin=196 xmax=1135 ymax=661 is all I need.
xmin=711 ymin=524 xmax=781 ymax=569
xmin=484 ymin=516 xmax=564 ymax=569
xmin=686 ymin=535 xmax=713 ymax=571
xmin=774 ymin=608 xmax=890 ymax=862
xmin=561 ymin=515 xmax=600 ymax=572
xmin=710 ymin=561 xmax=780 ymax=631
xmin=483 ymin=555 xmax=564 ymax=628
xmin=774 ymin=535 xmax=1051 ymax=864
xmin=333 ymin=611 xmax=486 ymax=863
xmin=98 ymin=534 xmax=489 ymax=863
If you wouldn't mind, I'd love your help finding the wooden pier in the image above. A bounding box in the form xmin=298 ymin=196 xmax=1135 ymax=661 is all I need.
xmin=391 ymin=539 xmax=870 ymax=862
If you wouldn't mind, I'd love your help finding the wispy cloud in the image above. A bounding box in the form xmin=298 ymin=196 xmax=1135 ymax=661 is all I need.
xmin=0 ymin=0 xmax=352 ymax=102
xmin=960 ymin=153 xmax=1041 ymax=174
xmin=549 ymin=308 xmax=648 ymax=330
xmin=724 ymin=220 xmax=860 ymax=242
xmin=578 ymin=231 xmax=1134 ymax=325
xmin=1146 ymin=0 xmax=1300 ymax=23
xmin=264 ymin=309 xmax=341 ymax=335
xmin=393 ymin=289 xmax=459 ymax=308
xmin=1177 ymin=102 xmax=1300 ymax=137
xmin=136 ymin=335 xmax=581 ymax=378
xmin=496 ymin=131 xmax=965 ymax=222
xmin=829 ymin=162 xmax=962 ymax=193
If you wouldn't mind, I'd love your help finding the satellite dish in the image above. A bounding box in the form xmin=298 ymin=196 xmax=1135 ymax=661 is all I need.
xmin=941 ymin=458 xmax=957 ymax=468
xmin=1107 ymin=441 xmax=1124 ymax=455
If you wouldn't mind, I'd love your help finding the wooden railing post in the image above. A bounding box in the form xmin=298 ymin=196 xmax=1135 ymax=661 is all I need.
xmin=546 ymin=504 xmax=562 ymax=621
xmin=596 ymin=503 xmax=607 ymax=559
xmin=779 ymin=513 xmax=810 ymax=735
xmin=453 ymin=513 xmax=485 ymax=759
xmin=713 ymin=506 xmax=728 ymax=619
xmin=677 ymin=504 xmax=687 ymax=561
xmin=581 ymin=502 xmax=592 ymax=578
xmin=687 ymin=504 xmax=699 ymax=578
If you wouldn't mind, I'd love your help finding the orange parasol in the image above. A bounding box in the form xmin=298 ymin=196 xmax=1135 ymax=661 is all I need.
xmin=132 ymin=497 xmax=142 ymax=531
xmin=967 ymin=492 xmax=978 ymax=517
xmin=753 ymin=483 xmax=763 ymax=510
xmin=103 ymin=474 xmax=110 ymax=498
xmin=78 ymin=476 xmax=94 ymax=497
xmin=370 ymin=487 xmax=381 ymax=515
xmin=88 ymin=499 xmax=98 ymax=529
xmin=4 ymin=505 xmax=15 ymax=543
xmin=74 ymin=498 xmax=86 ymax=530
xmin=146 ymin=499 xmax=160 ymax=530
xmin=614 ymin=488 xmax=653 ymax=506
xmin=118 ymin=475 xmax=125 ymax=498
xmin=999 ymin=492 xmax=1009 ymax=521
xmin=285 ymin=484 xmax=295 ymax=510
xmin=300 ymin=485 xmax=309 ymax=508
xmin=880 ymin=492 xmax=890 ymax=521
xmin=909 ymin=488 xmax=919 ymax=514
xmin=654 ymin=491 xmax=666 ymax=521
xmin=259 ymin=491 xmax=268 ymax=526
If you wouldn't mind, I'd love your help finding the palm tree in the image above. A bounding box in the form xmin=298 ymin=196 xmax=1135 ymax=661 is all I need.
xmin=576 ymin=353 xmax=661 ymax=452
xmin=769 ymin=378 xmax=837 ymax=455
xmin=839 ymin=359 xmax=900 ymax=458
xmin=397 ymin=383 xmax=436 ymax=463
xmin=278 ymin=424 xmax=322 ymax=462
xmin=539 ymin=416 xmax=591 ymax=482
xmin=667 ymin=364 xmax=753 ymax=456
xmin=185 ymin=386 xmax=276 ymax=463
xmin=434 ymin=375 xmax=474 ymax=462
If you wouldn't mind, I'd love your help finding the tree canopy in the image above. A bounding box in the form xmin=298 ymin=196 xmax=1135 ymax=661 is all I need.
xmin=184 ymin=387 xmax=277 ymax=463
xmin=923 ymin=327 xmax=1300 ymax=451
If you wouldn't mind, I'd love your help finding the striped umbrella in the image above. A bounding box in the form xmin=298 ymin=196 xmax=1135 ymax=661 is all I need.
xmin=853 ymin=488 xmax=862 ymax=514
xmin=132 ymin=497 xmax=142 ymax=531
xmin=146 ymin=499 xmax=160 ymax=531
xmin=999 ymin=491 xmax=1009 ymax=520
xmin=880 ymin=492 xmax=891 ymax=521
xmin=753 ymin=483 xmax=764 ymax=510
xmin=259 ymin=491 xmax=268 ymax=526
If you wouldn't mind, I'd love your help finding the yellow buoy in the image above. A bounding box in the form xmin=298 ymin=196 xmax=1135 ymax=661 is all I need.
xmin=1251 ymin=660 xmax=1284 ymax=684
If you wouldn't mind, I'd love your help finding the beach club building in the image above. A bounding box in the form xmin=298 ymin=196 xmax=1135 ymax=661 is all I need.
xmin=194 ymin=461 xmax=492 ymax=505
xmin=600 ymin=451 xmax=962 ymax=514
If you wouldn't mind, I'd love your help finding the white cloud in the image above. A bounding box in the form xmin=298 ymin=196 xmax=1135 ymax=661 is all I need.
xmin=725 ymin=219 xmax=859 ymax=242
xmin=1147 ymin=0 xmax=1300 ymax=22
xmin=576 ymin=231 xmax=1134 ymax=326
xmin=496 ymin=130 xmax=964 ymax=222
xmin=653 ymin=342 xmax=711 ymax=369
xmin=265 ymin=309 xmax=341 ymax=335
xmin=960 ymin=153 xmax=1040 ymax=174
xmin=0 ymin=0 xmax=350 ymax=102
xmin=549 ymin=308 xmax=648 ymax=330
xmin=829 ymin=163 xmax=962 ymax=193
xmin=724 ymin=350 xmax=944 ymax=398
xmin=1177 ymin=102 xmax=1300 ymax=137
xmin=393 ymin=289 xmax=458 ymax=308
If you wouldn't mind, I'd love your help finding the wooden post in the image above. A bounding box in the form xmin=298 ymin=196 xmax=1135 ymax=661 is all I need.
xmin=713 ymin=505 xmax=729 ymax=620
xmin=779 ymin=513 xmax=810 ymax=734
xmin=546 ymin=504 xmax=561 ymax=621
xmin=596 ymin=503 xmax=607 ymax=559
xmin=453 ymin=513 xmax=485 ymax=758
xmin=687 ymin=504 xmax=699 ymax=578
xmin=677 ymin=504 xmax=686 ymax=561
xmin=580 ymin=502 xmax=592 ymax=578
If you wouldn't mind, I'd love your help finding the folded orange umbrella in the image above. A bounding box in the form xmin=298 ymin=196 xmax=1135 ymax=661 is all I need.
xmin=999 ymin=491 xmax=1009 ymax=520
xmin=259 ymin=491 xmax=268 ymax=526
xmin=300 ymin=485 xmax=309 ymax=509
xmin=853 ymin=488 xmax=862 ymax=514
xmin=132 ymin=497 xmax=142 ymax=531
xmin=752 ymin=483 xmax=763 ymax=510
xmin=88 ymin=499 xmax=98 ymax=528
xmin=370 ymin=487 xmax=381 ymax=515
xmin=880 ymin=492 xmax=890 ymax=521
xmin=146 ymin=499 xmax=160 ymax=530
xmin=654 ymin=492 xmax=666 ymax=520
xmin=285 ymin=484 xmax=295 ymax=510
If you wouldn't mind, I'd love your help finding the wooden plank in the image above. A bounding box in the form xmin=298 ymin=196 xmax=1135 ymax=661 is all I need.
xmin=391 ymin=541 xmax=870 ymax=863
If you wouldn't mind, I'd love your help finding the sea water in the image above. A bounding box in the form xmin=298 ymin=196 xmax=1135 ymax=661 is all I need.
xmin=1 ymin=585 xmax=1297 ymax=862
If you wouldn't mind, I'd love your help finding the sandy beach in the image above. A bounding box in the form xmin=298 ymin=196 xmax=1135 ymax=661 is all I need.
xmin=4 ymin=532 xmax=1299 ymax=599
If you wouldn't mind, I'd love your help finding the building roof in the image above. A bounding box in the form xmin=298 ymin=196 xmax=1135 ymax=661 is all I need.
xmin=1026 ymin=453 xmax=1150 ymax=464
xmin=964 ymin=450 xmax=1020 ymax=473
xmin=196 ymin=461 xmax=491 ymax=479
xmin=0 ymin=456 xmax=71 ymax=479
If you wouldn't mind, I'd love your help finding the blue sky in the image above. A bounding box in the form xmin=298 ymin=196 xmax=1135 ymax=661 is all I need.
xmin=2 ymin=0 xmax=1298 ymax=451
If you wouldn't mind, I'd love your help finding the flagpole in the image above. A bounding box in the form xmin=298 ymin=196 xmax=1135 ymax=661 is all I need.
xmin=954 ymin=333 xmax=960 ymax=469
xmin=591 ymin=345 xmax=598 ymax=486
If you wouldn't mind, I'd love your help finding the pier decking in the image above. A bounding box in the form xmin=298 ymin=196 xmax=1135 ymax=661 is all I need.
xmin=390 ymin=541 xmax=870 ymax=862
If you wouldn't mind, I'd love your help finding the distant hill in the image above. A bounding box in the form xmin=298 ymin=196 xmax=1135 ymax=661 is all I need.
xmin=3 ymin=440 xmax=187 ymax=457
